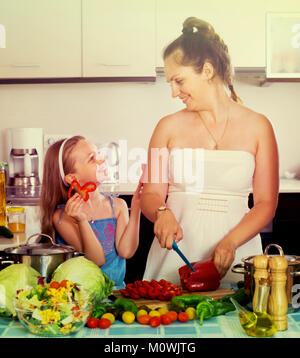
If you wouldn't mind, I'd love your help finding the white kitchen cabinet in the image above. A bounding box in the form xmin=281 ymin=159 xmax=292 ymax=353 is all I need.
xmin=82 ymin=0 xmax=156 ymax=77
xmin=155 ymin=0 xmax=300 ymax=69
xmin=0 ymin=0 xmax=81 ymax=78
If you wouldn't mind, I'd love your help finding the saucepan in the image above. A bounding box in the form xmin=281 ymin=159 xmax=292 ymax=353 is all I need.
xmin=3 ymin=233 xmax=84 ymax=280
xmin=232 ymin=244 xmax=300 ymax=308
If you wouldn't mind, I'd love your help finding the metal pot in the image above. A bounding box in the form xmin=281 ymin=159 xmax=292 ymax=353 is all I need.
xmin=3 ymin=233 xmax=84 ymax=280
xmin=232 ymin=244 xmax=300 ymax=307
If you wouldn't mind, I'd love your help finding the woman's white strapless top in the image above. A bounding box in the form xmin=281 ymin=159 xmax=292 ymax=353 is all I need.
xmin=143 ymin=148 xmax=263 ymax=285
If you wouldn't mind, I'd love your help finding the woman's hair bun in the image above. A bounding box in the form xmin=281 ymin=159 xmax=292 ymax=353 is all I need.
xmin=182 ymin=17 xmax=214 ymax=35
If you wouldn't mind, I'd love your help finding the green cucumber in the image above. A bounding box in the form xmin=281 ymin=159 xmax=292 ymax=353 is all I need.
xmin=0 ymin=226 xmax=13 ymax=238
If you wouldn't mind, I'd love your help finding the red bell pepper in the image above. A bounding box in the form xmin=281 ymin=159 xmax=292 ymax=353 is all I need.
xmin=179 ymin=259 xmax=220 ymax=292
xmin=68 ymin=180 xmax=97 ymax=201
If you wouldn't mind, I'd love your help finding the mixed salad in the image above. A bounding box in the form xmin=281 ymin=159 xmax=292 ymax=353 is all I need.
xmin=14 ymin=278 xmax=91 ymax=336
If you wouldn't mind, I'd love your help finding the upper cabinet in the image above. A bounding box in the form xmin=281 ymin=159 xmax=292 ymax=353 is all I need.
xmin=0 ymin=0 xmax=82 ymax=78
xmin=155 ymin=0 xmax=300 ymax=69
xmin=82 ymin=0 xmax=156 ymax=77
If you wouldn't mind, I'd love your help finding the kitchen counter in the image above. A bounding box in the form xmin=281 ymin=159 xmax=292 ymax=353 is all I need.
xmin=0 ymin=233 xmax=27 ymax=251
xmin=1 ymin=309 xmax=299 ymax=339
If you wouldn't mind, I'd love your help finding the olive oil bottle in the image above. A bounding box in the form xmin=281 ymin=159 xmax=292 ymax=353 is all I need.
xmin=231 ymin=278 xmax=277 ymax=338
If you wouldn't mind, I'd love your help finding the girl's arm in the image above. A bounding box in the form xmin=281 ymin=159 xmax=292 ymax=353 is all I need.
xmin=53 ymin=193 xmax=105 ymax=266
xmin=114 ymin=183 xmax=142 ymax=259
xmin=212 ymin=115 xmax=279 ymax=278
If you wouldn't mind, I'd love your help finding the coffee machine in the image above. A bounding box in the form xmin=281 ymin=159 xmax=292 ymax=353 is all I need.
xmin=5 ymin=128 xmax=43 ymax=198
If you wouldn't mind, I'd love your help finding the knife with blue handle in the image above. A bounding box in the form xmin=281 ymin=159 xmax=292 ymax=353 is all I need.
xmin=172 ymin=241 xmax=196 ymax=272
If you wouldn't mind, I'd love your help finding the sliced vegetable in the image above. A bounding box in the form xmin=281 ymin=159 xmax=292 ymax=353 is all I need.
xmin=68 ymin=180 xmax=97 ymax=201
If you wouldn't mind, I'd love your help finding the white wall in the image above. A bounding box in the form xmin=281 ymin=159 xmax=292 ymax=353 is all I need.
xmin=0 ymin=77 xmax=300 ymax=177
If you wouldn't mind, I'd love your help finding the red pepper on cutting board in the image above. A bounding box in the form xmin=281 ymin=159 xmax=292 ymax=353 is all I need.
xmin=68 ymin=180 xmax=97 ymax=201
xmin=178 ymin=259 xmax=220 ymax=292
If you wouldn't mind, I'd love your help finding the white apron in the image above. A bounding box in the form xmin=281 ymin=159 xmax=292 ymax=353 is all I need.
xmin=143 ymin=148 xmax=262 ymax=285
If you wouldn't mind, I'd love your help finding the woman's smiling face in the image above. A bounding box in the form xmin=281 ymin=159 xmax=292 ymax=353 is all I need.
xmin=164 ymin=53 xmax=213 ymax=111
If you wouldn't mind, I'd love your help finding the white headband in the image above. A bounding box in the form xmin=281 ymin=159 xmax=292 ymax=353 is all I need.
xmin=58 ymin=138 xmax=69 ymax=187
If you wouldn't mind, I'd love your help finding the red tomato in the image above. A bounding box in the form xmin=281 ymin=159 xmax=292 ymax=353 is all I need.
xmin=98 ymin=318 xmax=111 ymax=329
xmin=59 ymin=279 xmax=69 ymax=288
xmin=160 ymin=314 xmax=171 ymax=325
xmin=149 ymin=316 xmax=161 ymax=327
xmin=86 ymin=317 xmax=99 ymax=328
xmin=49 ymin=281 xmax=60 ymax=289
xmin=166 ymin=311 xmax=178 ymax=322
xmin=178 ymin=312 xmax=189 ymax=322
xmin=137 ymin=315 xmax=151 ymax=325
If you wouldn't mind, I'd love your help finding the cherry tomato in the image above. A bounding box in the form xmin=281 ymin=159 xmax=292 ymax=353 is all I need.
xmin=137 ymin=315 xmax=151 ymax=325
xmin=86 ymin=317 xmax=99 ymax=329
xmin=59 ymin=279 xmax=69 ymax=288
xmin=178 ymin=312 xmax=189 ymax=322
xmin=160 ymin=314 xmax=171 ymax=325
xmin=49 ymin=281 xmax=60 ymax=289
xmin=166 ymin=311 xmax=178 ymax=322
xmin=149 ymin=316 xmax=161 ymax=327
xmin=98 ymin=318 xmax=111 ymax=329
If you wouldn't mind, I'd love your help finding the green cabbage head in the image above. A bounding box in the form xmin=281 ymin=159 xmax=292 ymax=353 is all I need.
xmin=52 ymin=257 xmax=115 ymax=301
xmin=0 ymin=264 xmax=40 ymax=317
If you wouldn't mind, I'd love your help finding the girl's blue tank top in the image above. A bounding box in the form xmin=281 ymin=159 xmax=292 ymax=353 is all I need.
xmin=55 ymin=193 xmax=125 ymax=288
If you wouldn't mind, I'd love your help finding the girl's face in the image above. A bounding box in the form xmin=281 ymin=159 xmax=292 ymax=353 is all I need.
xmin=164 ymin=54 xmax=212 ymax=111
xmin=71 ymin=140 xmax=103 ymax=185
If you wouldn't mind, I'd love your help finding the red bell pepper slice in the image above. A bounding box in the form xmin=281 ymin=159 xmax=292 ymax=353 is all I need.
xmin=68 ymin=180 xmax=97 ymax=201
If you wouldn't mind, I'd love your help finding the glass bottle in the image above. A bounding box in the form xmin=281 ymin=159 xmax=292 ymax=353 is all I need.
xmin=231 ymin=278 xmax=277 ymax=337
xmin=0 ymin=162 xmax=8 ymax=226
xmin=7 ymin=207 xmax=26 ymax=233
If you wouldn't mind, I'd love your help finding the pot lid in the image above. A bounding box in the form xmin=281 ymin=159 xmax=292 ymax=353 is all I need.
xmin=4 ymin=233 xmax=75 ymax=256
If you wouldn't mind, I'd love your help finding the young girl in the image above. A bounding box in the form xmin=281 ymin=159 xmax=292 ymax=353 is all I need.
xmin=40 ymin=135 xmax=142 ymax=288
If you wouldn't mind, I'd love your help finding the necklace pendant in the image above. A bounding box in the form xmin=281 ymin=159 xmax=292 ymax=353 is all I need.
xmin=90 ymin=219 xmax=95 ymax=224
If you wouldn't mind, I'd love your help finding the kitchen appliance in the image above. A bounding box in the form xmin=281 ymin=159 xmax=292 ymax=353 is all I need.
xmin=96 ymin=141 xmax=120 ymax=184
xmin=231 ymin=244 xmax=300 ymax=310
xmin=3 ymin=233 xmax=84 ymax=280
xmin=5 ymin=128 xmax=43 ymax=199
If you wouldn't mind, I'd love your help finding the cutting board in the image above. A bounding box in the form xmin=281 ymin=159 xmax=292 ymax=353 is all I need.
xmin=112 ymin=286 xmax=234 ymax=309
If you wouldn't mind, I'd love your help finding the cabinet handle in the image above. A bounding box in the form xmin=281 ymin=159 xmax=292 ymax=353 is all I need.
xmin=11 ymin=64 xmax=41 ymax=68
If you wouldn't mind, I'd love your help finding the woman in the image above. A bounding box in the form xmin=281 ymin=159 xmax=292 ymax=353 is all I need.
xmin=141 ymin=17 xmax=279 ymax=284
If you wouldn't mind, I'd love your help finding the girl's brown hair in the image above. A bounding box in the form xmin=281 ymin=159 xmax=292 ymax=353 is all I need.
xmin=40 ymin=135 xmax=85 ymax=238
xmin=163 ymin=17 xmax=241 ymax=103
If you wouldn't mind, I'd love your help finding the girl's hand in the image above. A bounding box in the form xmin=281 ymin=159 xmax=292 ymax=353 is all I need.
xmin=154 ymin=209 xmax=183 ymax=250
xmin=130 ymin=181 xmax=143 ymax=211
xmin=210 ymin=237 xmax=236 ymax=279
xmin=65 ymin=193 xmax=88 ymax=223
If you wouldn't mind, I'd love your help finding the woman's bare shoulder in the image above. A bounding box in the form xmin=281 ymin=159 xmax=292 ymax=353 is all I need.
xmin=235 ymin=103 xmax=274 ymax=132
